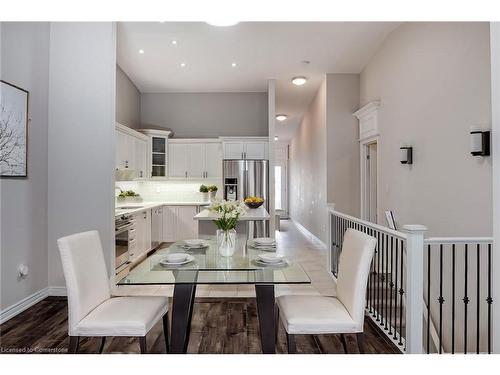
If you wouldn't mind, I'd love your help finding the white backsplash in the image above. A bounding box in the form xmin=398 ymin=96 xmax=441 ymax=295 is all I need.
xmin=115 ymin=180 xmax=222 ymax=203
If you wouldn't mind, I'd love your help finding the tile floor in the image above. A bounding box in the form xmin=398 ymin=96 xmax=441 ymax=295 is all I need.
xmin=114 ymin=219 xmax=337 ymax=298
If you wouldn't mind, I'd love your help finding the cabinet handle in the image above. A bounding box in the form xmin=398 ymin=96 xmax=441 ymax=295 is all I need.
xmin=241 ymin=152 xmax=244 ymax=159
xmin=185 ymin=171 xmax=187 ymax=178
xmin=205 ymin=171 xmax=208 ymax=178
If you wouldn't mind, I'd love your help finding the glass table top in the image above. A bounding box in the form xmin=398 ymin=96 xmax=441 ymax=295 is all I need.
xmin=117 ymin=237 xmax=311 ymax=285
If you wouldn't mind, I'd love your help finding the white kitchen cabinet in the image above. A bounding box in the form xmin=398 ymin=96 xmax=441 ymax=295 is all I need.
xmin=133 ymin=137 xmax=148 ymax=179
xmin=168 ymin=140 xmax=222 ymax=180
xmin=116 ymin=128 xmax=134 ymax=170
xmin=115 ymin=123 xmax=149 ymax=179
xmin=221 ymin=138 xmax=269 ymax=160
xmin=130 ymin=210 xmax=152 ymax=261
xmin=138 ymin=129 xmax=172 ymax=178
xmin=162 ymin=205 xmax=199 ymax=242
xmin=168 ymin=143 xmax=188 ymax=178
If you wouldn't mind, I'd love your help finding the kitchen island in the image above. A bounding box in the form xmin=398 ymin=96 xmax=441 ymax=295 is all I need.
xmin=194 ymin=206 xmax=270 ymax=238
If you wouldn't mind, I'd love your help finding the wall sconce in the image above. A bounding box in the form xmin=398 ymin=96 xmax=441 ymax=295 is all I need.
xmin=470 ymin=130 xmax=490 ymax=156
xmin=400 ymin=146 xmax=413 ymax=165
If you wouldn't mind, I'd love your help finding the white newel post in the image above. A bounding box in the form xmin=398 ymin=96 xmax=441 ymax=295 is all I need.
xmin=403 ymin=224 xmax=427 ymax=354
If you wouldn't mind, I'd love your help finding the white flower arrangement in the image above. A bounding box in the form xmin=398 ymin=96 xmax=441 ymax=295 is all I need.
xmin=208 ymin=199 xmax=247 ymax=230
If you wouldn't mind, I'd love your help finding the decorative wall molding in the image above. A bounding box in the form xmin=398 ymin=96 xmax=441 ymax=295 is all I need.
xmin=353 ymin=101 xmax=381 ymax=141
xmin=291 ymin=219 xmax=327 ymax=250
xmin=48 ymin=286 xmax=67 ymax=296
xmin=0 ymin=288 xmax=49 ymax=324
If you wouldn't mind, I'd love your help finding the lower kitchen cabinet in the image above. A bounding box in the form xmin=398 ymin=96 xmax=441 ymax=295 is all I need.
xmin=130 ymin=210 xmax=152 ymax=261
xmin=162 ymin=205 xmax=199 ymax=242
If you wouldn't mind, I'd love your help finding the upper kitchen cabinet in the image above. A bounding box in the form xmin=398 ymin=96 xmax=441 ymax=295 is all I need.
xmin=115 ymin=123 xmax=148 ymax=180
xmin=138 ymin=129 xmax=172 ymax=178
xmin=221 ymin=137 xmax=269 ymax=160
xmin=168 ymin=139 xmax=222 ymax=179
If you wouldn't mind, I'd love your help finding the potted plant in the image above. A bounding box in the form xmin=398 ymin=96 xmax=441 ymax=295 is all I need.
xmin=208 ymin=185 xmax=218 ymax=201
xmin=209 ymin=200 xmax=247 ymax=256
xmin=199 ymin=184 xmax=209 ymax=202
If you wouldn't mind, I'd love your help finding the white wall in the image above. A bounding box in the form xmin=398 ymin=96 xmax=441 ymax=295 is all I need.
xmin=116 ymin=65 xmax=141 ymax=129
xmin=360 ymin=22 xmax=492 ymax=236
xmin=141 ymin=92 xmax=268 ymax=138
xmin=0 ymin=22 xmax=50 ymax=310
xmin=48 ymin=23 xmax=116 ymax=288
xmin=289 ymin=79 xmax=328 ymax=244
xmin=326 ymin=74 xmax=360 ymax=216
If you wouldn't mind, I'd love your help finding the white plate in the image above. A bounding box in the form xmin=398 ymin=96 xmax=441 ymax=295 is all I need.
xmin=257 ymin=253 xmax=285 ymax=264
xmin=253 ymin=237 xmax=276 ymax=245
xmin=184 ymin=239 xmax=206 ymax=246
xmin=254 ymin=259 xmax=288 ymax=267
xmin=160 ymin=254 xmax=194 ymax=266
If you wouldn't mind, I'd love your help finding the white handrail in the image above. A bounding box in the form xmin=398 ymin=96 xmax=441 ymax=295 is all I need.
xmin=425 ymin=237 xmax=493 ymax=244
xmin=330 ymin=208 xmax=408 ymax=240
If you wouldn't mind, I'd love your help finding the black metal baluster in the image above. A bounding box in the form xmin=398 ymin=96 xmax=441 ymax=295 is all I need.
xmin=427 ymin=244 xmax=431 ymax=353
xmin=452 ymin=244 xmax=456 ymax=354
xmin=367 ymin=228 xmax=372 ymax=312
xmin=438 ymin=244 xmax=444 ymax=354
xmin=476 ymin=243 xmax=480 ymax=354
xmin=376 ymin=231 xmax=381 ymax=321
xmin=380 ymin=233 xmax=385 ymax=325
xmin=384 ymin=235 xmax=390 ymax=330
xmin=393 ymin=239 xmax=399 ymax=340
xmin=487 ymin=243 xmax=492 ymax=354
xmin=389 ymin=237 xmax=394 ymax=335
xmin=464 ymin=244 xmax=469 ymax=354
xmin=398 ymin=244 xmax=404 ymax=346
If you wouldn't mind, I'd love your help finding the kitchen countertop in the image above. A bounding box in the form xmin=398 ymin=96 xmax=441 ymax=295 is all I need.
xmin=115 ymin=201 xmax=211 ymax=217
xmin=193 ymin=206 xmax=270 ymax=221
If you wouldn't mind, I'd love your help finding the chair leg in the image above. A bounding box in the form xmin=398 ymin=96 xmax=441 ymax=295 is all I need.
xmin=356 ymin=333 xmax=365 ymax=354
xmin=340 ymin=334 xmax=348 ymax=354
xmin=275 ymin=305 xmax=280 ymax=344
xmin=139 ymin=336 xmax=147 ymax=354
xmin=163 ymin=313 xmax=170 ymax=353
xmin=286 ymin=333 xmax=296 ymax=354
xmin=98 ymin=337 xmax=106 ymax=354
xmin=68 ymin=336 xmax=79 ymax=354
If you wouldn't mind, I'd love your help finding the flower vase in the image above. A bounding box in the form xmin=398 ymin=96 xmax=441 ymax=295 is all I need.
xmin=217 ymin=229 xmax=236 ymax=257
xmin=201 ymin=192 xmax=209 ymax=202
xmin=209 ymin=191 xmax=217 ymax=201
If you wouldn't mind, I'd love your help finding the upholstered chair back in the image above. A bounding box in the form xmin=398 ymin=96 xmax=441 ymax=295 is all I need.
xmin=336 ymin=229 xmax=377 ymax=329
xmin=57 ymin=230 xmax=111 ymax=335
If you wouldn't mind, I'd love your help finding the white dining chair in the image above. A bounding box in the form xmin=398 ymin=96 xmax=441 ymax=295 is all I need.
xmin=277 ymin=228 xmax=377 ymax=354
xmin=57 ymin=230 xmax=169 ymax=354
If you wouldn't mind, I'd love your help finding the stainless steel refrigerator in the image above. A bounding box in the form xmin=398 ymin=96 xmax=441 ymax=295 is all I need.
xmin=223 ymin=159 xmax=269 ymax=237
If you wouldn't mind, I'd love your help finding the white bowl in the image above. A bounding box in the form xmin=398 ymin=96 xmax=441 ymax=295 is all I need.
xmin=164 ymin=253 xmax=188 ymax=263
xmin=184 ymin=239 xmax=206 ymax=247
xmin=253 ymin=237 xmax=276 ymax=245
xmin=258 ymin=253 xmax=284 ymax=264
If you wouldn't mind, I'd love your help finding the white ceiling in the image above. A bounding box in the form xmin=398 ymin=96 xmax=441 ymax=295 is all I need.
xmin=117 ymin=22 xmax=400 ymax=140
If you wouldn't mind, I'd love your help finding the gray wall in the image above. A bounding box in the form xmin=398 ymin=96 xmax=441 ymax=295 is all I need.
xmin=116 ymin=65 xmax=141 ymax=129
xmin=141 ymin=92 xmax=268 ymax=138
xmin=326 ymin=74 xmax=360 ymax=216
xmin=361 ymin=22 xmax=492 ymax=236
xmin=48 ymin=23 xmax=116 ymax=288
xmin=0 ymin=22 xmax=50 ymax=310
xmin=289 ymin=79 xmax=328 ymax=244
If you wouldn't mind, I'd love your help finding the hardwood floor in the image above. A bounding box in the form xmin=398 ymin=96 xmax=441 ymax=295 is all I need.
xmin=0 ymin=296 xmax=399 ymax=354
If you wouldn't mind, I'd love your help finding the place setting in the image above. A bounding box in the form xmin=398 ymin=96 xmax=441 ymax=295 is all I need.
xmin=247 ymin=237 xmax=277 ymax=252
xmin=252 ymin=253 xmax=289 ymax=268
xmin=158 ymin=253 xmax=196 ymax=268
xmin=177 ymin=239 xmax=210 ymax=252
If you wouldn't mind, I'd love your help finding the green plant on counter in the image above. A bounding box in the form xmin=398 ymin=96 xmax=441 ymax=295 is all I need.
xmin=118 ymin=189 xmax=140 ymax=198
xmin=199 ymin=184 xmax=209 ymax=193
xmin=208 ymin=185 xmax=218 ymax=192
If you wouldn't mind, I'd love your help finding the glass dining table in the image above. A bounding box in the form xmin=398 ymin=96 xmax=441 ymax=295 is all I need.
xmin=117 ymin=236 xmax=311 ymax=354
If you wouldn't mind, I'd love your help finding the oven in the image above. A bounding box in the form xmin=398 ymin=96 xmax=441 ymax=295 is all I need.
xmin=115 ymin=214 xmax=133 ymax=278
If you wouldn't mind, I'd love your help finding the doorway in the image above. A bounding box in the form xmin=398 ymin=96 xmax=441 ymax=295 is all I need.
xmin=361 ymin=140 xmax=378 ymax=223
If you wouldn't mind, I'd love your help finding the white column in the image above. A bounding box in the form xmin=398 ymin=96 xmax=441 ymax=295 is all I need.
xmin=403 ymin=224 xmax=427 ymax=354
xmin=267 ymin=79 xmax=276 ymax=236
xmin=490 ymin=21 xmax=500 ymax=354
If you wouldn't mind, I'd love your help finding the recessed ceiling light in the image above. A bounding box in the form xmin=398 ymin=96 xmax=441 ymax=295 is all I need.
xmin=274 ymin=136 xmax=279 ymax=141
xmin=231 ymin=62 xmax=237 ymax=67
xmin=171 ymin=40 xmax=177 ymax=45
xmin=138 ymin=49 xmax=145 ymax=54
xmin=206 ymin=20 xmax=239 ymax=27
xmin=180 ymin=62 xmax=186 ymax=67
xmin=276 ymin=114 xmax=287 ymax=122
xmin=292 ymin=76 xmax=307 ymax=86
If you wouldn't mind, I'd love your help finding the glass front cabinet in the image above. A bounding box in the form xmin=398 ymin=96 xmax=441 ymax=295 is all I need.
xmin=138 ymin=129 xmax=172 ymax=178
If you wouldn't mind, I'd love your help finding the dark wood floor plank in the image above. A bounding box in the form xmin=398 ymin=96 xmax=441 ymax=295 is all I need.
xmin=0 ymin=297 xmax=399 ymax=354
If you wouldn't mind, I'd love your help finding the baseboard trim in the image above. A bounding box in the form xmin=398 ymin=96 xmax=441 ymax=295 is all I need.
xmin=0 ymin=287 xmax=49 ymax=324
xmin=48 ymin=286 xmax=67 ymax=296
xmin=291 ymin=219 xmax=327 ymax=250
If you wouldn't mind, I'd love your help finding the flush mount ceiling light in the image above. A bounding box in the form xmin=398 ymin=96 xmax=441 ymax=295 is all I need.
xmin=180 ymin=62 xmax=186 ymax=67
xmin=171 ymin=40 xmax=177 ymax=45
xmin=274 ymin=136 xmax=279 ymax=141
xmin=206 ymin=20 xmax=240 ymax=27
xmin=231 ymin=62 xmax=237 ymax=67
xmin=291 ymin=76 xmax=307 ymax=86
xmin=276 ymin=114 xmax=287 ymax=122
xmin=138 ymin=49 xmax=145 ymax=54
